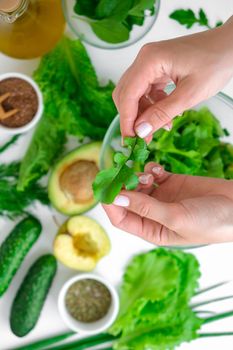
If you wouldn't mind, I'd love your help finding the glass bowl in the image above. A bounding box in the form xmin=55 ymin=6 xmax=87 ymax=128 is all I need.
xmin=62 ymin=0 xmax=160 ymax=50
xmin=100 ymin=90 xmax=233 ymax=250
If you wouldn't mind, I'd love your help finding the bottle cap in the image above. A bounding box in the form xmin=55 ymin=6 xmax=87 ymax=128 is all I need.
xmin=0 ymin=0 xmax=22 ymax=12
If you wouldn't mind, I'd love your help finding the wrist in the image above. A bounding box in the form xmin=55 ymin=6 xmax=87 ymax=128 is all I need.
xmin=216 ymin=16 xmax=233 ymax=67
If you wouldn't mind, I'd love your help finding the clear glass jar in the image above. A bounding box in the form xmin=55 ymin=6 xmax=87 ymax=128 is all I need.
xmin=0 ymin=0 xmax=65 ymax=59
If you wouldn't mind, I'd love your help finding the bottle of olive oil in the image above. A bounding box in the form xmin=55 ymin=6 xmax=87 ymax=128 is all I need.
xmin=0 ymin=0 xmax=65 ymax=59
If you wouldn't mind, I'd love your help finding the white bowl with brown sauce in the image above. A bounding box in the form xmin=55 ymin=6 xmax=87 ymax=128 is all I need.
xmin=0 ymin=72 xmax=43 ymax=135
xmin=58 ymin=273 xmax=119 ymax=335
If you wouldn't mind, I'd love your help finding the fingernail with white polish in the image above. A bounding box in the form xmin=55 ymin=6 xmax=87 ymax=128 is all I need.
xmin=139 ymin=174 xmax=152 ymax=185
xmin=113 ymin=195 xmax=129 ymax=207
xmin=152 ymin=166 xmax=162 ymax=175
xmin=163 ymin=124 xmax=172 ymax=131
xmin=136 ymin=122 xmax=153 ymax=138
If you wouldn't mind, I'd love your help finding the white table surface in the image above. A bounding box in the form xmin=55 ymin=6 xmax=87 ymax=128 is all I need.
xmin=1 ymin=1 xmax=233 ymax=349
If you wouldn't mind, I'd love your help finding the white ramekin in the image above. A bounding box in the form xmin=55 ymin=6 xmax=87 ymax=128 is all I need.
xmin=58 ymin=273 xmax=119 ymax=335
xmin=0 ymin=72 xmax=43 ymax=135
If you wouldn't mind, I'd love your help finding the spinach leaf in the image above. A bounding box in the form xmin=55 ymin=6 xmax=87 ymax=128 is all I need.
xmin=73 ymin=0 xmax=157 ymax=44
xmin=91 ymin=19 xmax=130 ymax=44
xmin=73 ymin=0 xmax=98 ymax=19
xmin=128 ymin=0 xmax=155 ymax=17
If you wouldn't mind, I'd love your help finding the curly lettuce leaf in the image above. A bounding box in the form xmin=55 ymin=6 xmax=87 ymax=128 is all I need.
xmin=110 ymin=249 xmax=200 ymax=334
xmin=18 ymin=37 xmax=116 ymax=190
xmin=114 ymin=308 xmax=202 ymax=350
xmin=148 ymin=107 xmax=230 ymax=178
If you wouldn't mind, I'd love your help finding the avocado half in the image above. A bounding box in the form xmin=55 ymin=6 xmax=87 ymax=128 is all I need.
xmin=48 ymin=142 xmax=102 ymax=215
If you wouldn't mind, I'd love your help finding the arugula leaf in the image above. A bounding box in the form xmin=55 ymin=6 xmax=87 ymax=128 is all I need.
xmin=0 ymin=135 xmax=20 ymax=154
xmin=18 ymin=37 xmax=116 ymax=191
xmin=110 ymin=248 xmax=202 ymax=350
xmin=93 ymin=137 xmax=149 ymax=204
xmin=198 ymin=8 xmax=209 ymax=27
xmin=0 ymin=162 xmax=49 ymax=219
xmin=169 ymin=8 xmax=221 ymax=29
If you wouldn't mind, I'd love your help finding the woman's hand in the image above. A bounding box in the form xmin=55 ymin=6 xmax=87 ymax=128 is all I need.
xmin=113 ymin=16 xmax=233 ymax=139
xmin=103 ymin=163 xmax=233 ymax=246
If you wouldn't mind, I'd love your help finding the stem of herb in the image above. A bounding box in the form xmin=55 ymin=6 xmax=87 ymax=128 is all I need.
xmin=204 ymin=310 xmax=233 ymax=324
xmin=47 ymin=334 xmax=115 ymax=350
xmin=199 ymin=332 xmax=233 ymax=338
xmin=0 ymin=135 xmax=20 ymax=154
xmin=195 ymin=281 xmax=229 ymax=296
xmin=13 ymin=331 xmax=75 ymax=350
xmin=191 ymin=295 xmax=233 ymax=308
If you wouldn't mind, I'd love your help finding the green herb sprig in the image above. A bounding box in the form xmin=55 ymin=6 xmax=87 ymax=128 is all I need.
xmin=0 ymin=162 xmax=49 ymax=219
xmin=93 ymin=136 xmax=149 ymax=204
xmin=169 ymin=8 xmax=223 ymax=29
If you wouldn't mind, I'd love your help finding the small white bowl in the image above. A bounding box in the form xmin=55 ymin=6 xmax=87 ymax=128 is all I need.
xmin=58 ymin=273 xmax=119 ymax=335
xmin=0 ymin=72 xmax=43 ymax=135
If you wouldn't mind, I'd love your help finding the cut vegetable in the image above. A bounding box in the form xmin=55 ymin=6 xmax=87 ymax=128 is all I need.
xmin=54 ymin=216 xmax=110 ymax=271
xmin=10 ymin=254 xmax=57 ymax=337
xmin=49 ymin=142 xmax=103 ymax=215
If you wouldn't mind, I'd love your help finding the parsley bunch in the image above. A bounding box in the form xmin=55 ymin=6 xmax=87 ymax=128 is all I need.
xmin=0 ymin=162 xmax=49 ymax=219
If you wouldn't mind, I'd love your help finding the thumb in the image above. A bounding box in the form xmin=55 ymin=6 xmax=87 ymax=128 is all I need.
xmin=135 ymin=77 xmax=200 ymax=138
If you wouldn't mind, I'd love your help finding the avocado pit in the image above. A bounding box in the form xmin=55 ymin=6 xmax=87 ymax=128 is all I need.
xmin=59 ymin=160 xmax=99 ymax=204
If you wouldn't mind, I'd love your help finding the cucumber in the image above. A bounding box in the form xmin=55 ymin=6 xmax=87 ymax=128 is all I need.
xmin=10 ymin=254 xmax=57 ymax=337
xmin=0 ymin=216 xmax=42 ymax=297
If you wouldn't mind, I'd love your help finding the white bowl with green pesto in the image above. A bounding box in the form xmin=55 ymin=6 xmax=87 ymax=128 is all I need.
xmin=58 ymin=274 xmax=119 ymax=335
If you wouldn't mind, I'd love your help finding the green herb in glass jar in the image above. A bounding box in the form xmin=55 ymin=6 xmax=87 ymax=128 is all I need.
xmin=65 ymin=279 xmax=112 ymax=323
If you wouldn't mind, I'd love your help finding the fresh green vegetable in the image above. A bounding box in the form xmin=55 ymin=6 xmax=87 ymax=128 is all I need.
xmin=74 ymin=0 xmax=156 ymax=44
xmin=0 ymin=135 xmax=20 ymax=154
xmin=149 ymin=108 xmax=233 ymax=178
xmin=0 ymin=216 xmax=42 ymax=297
xmin=10 ymin=254 xmax=57 ymax=337
xmin=93 ymin=137 xmax=149 ymax=204
xmin=18 ymin=37 xmax=116 ymax=191
xmin=169 ymin=8 xmax=223 ymax=29
xmin=0 ymin=162 xmax=49 ymax=219
xmin=109 ymin=248 xmax=201 ymax=349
